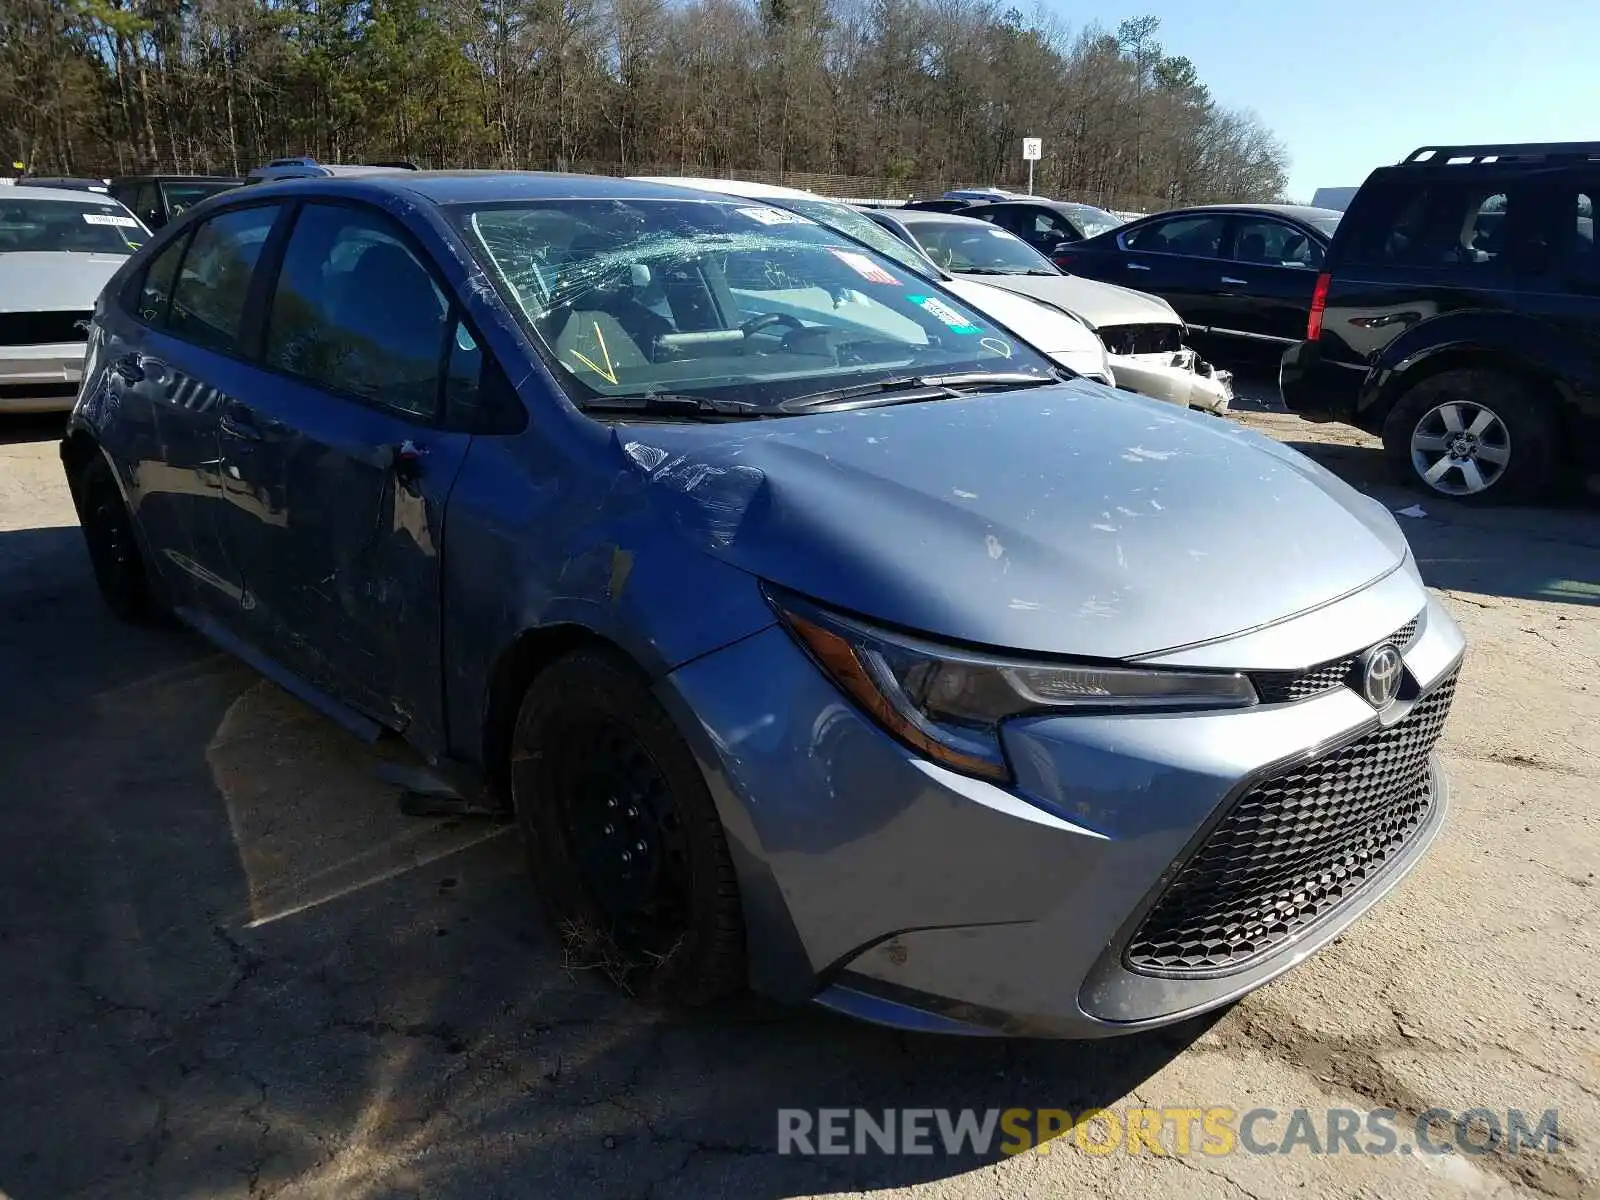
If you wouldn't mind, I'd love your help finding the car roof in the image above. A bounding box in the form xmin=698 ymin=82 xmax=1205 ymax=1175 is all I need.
xmin=1136 ymin=203 xmax=1342 ymax=223
xmin=4 ymin=186 xmax=126 ymax=206
xmin=230 ymin=170 xmax=766 ymax=207
xmin=629 ymin=175 xmax=823 ymax=202
xmin=112 ymin=174 xmax=242 ymax=185
xmin=886 ymin=209 xmax=996 ymax=227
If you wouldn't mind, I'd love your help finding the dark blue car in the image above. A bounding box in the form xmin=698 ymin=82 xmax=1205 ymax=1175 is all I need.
xmin=61 ymin=172 xmax=1463 ymax=1036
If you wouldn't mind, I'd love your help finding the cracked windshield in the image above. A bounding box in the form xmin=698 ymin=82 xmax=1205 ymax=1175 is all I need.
xmin=455 ymin=198 xmax=1053 ymax=411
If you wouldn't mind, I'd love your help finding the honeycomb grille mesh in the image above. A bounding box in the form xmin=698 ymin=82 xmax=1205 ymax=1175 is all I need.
xmin=1252 ymin=613 xmax=1422 ymax=705
xmin=1125 ymin=670 xmax=1457 ymax=975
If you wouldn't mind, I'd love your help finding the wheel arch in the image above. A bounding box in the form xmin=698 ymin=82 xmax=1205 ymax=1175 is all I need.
xmin=479 ymin=621 xmax=626 ymax=804
xmin=1359 ymin=324 xmax=1581 ymax=439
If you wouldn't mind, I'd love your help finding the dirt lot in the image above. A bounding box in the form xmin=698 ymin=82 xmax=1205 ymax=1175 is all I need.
xmin=1 ymin=389 xmax=1596 ymax=1200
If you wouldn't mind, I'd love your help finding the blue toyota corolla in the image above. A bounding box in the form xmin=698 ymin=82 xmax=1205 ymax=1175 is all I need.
xmin=61 ymin=173 xmax=1464 ymax=1037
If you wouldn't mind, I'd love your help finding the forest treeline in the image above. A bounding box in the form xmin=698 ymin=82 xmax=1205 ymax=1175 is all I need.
xmin=1 ymin=0 xmax=1290 ymax=208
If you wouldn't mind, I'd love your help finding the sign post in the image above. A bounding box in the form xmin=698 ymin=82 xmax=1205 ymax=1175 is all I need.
xmin=1022 ymin=137 xmax=1041 ymax=196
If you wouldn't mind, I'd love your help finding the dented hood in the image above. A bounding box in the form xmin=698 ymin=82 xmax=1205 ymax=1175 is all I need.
xmin=616 ymin=383 xmax=1410 ymax=659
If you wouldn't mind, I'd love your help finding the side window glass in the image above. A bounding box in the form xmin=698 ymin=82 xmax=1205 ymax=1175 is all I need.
xmin=1230 ymin=219 xmax=1320 ymax=268
xmin=444 ymin=320 xmax=527 ymax=433
xmin=264 ymin=203 xmax=448 ymax=420
xmin=1573 ymin=191 xmax=1596 ymax=276
xmin=134 ymin=235 xmax=188 ymax=326
xmin=168 ymin=205 xmax=278 ymax=353
xmin=1364 ymin=184 xmax=1514 ymax=269
xmin=1124 ymin=215 xmax=1225 ymax=257
xmin=130 ymin=184 xmax=162 ymax=228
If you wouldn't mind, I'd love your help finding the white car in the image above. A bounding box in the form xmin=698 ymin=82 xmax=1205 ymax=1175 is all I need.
xmin=0 ymin=187 xmax=149 ymax=412
xmin=870 ymin=208 xmax=1232 ymax=414
xmin=629 ymin=176 xmax=1117 ymax=386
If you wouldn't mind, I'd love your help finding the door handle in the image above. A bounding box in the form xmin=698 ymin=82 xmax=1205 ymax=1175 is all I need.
xmin=1127 ymin=262 xmax=1152 ymax=271
xmin=111 ymin=354 xmax=144 ymax=384
xmin=219 ymin=403 xmax=263 ymax=442
xmin=1220 ymin=276 xmax=1248 ymax=286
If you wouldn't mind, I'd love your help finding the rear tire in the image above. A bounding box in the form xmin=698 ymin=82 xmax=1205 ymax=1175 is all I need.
xmin=70 ymin=454 xmax=156 ymax=621
xmin=510 ymin=647 xmax=744 ymax=1006
xmin=1381 ymin=367 xmax=1557 ymax=505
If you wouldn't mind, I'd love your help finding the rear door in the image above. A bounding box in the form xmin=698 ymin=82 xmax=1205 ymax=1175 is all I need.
xmin=1514 ymin=177 xmax=1600 ymax=470
xmin=114 ymin=203 xmax=285 ymax=615
xmin=1106 ymin=212 xmax=1231 ymax=330
xmin=215 ymin=199 xmax=474 ymax=743
xmin=1210 ymin=215 xmax=1326 ymax=344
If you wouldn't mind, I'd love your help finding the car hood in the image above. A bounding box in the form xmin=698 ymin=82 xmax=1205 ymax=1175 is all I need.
xmin=614 ymin=382 xmax=1411 ymax=659
xmin=939 ymin=278 xmax=1104 ymax=359
xmin=0 ymin=252 xmax=127 ymax=312
xmin=963 ymin=273 xmax=1180 ymax=329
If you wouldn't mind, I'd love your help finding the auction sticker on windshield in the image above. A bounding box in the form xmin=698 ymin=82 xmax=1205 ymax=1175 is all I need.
xmin=910 ymin=294 xmax=982 ymax=334
xmin=737 ymin=206 xmax=813 ymax=227
xmin=829 ymin=249 xmax=901 ymax=285
xmin=82 ymin=213 xmax=140 ymax=228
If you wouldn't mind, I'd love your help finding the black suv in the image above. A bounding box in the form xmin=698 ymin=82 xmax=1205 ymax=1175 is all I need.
xmin=1280 ymin=142 xmax=1599 ymax=504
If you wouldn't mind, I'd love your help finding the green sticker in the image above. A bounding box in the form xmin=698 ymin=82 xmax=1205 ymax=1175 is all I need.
xmin=909 ymin=294 xmax=981 ymax=334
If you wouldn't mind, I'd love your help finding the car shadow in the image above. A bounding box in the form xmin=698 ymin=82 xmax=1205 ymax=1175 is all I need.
xmin=0 ymin=521 xmax=1206 ymax=1200
xmin=0 ymin=412 xmax=70 ymax=447
xmin=1275 ymin=439 xmax=1600 ymax=609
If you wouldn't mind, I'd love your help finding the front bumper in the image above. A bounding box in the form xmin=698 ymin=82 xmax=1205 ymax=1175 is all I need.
xmin=661 ymin=578 xmax=1464 ymax=1038
xmin=1111 ymin=349 xmax=1233 ymax=414
xmin=0 ymin=341 xmax=87 ymax=413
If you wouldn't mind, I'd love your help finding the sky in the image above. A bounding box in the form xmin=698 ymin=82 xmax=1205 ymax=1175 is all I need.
xmin=1045 ymin=0 xmax=1599 ymax=201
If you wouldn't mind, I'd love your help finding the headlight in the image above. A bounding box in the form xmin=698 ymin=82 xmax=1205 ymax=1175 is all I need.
xmin=768 ymin=589 xmax=1258 ymax=782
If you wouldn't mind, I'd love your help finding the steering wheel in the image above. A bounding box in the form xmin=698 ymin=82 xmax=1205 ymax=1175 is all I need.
xmin=741 ymin=311 xmax=807 ymax=338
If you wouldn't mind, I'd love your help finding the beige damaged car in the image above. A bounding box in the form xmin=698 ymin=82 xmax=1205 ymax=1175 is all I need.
xmin=868 ymin=207 xmax=1233 ymax=414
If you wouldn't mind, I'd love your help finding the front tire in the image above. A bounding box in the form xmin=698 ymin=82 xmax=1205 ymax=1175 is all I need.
xmin=70 ymin=454 xmax=156 ymax=620
xmin=510 ymin=647 xmax=744 ymax=1006
xmin=1381 ymin=367 xmax=1557 ymax=504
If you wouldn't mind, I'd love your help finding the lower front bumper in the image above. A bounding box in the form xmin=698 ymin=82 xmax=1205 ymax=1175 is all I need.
xmin=0 ymin=342 xmax=86 ymax=413
xmin=660 ymin=588 xmax=1465 ymax=1038
xmin=1111 ymin=350 xmax=1233 ymax=414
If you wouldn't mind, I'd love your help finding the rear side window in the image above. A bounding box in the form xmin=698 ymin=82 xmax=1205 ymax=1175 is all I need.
xmin=1573 ymin=190 xmax=1596 ymax=274
xmin=134 ymin=235 xmax=188 ymax=325
xmin=1124 ymin=214 xmax=1226 ymax=257
xmin=264 ymin=203 xmax=448 ymax=420
xmin=1341 ymin=180 xmax=1518 ymax=270
xmin=168 ymin=205 xmax=279 ymax=353
xmin=1229 ymin=218 xmax=1323 ymax=269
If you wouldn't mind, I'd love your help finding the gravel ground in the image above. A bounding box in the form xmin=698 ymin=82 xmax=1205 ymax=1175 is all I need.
xmin=0 ymin=394 xmax=1595 ymax=1200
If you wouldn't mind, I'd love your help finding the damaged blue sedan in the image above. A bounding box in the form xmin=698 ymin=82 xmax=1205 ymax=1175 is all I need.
xmin=62 ymin=173 xmax=1464 ymax=1037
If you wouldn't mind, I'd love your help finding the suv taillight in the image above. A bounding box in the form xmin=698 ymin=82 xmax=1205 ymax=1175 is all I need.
xmin=1307 ymin=272 xmax=1331 ymax=341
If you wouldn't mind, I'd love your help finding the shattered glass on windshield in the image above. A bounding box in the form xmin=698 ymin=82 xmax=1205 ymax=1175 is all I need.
xmin=452 ymin=198 xmax=1054 ymax=412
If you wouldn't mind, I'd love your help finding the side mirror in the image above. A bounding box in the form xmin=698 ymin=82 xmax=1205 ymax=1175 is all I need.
xmin=1051 ymin=242 xmax=1075 ymax=257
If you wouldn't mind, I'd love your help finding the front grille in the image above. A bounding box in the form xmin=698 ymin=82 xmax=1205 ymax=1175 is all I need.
xmin=1125 ymin=670 xmax=1457 ymax=976
xmin=1252 ymin=613 xmax=1422 ymax=705
xmin=1098 ymin=323 xmax=1183 ymax=356
xmin=0 ymin=382 xmax=78 ymax=402
xmin=0 ymin=311 xmax=92 ymax=346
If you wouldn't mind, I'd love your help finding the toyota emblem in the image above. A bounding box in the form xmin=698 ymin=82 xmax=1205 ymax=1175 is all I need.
xmin=1360 ymin=644 xmax=1404 ymax=709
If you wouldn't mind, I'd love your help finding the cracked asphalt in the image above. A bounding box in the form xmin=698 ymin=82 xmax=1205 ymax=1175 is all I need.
xmin=1 ymin=390 xmax=1596 ymax=1200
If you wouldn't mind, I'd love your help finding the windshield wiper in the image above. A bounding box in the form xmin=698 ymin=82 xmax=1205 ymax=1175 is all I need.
xmin=779 ymin=372 xmax=1056 ymax=414
xmin=579 ymin=392 xmax=765 ymax=420
xmin=955 ymin=266 xmax=1010 ymax=275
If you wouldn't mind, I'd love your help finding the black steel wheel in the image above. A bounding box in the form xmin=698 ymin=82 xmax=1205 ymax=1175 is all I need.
xmin=510 ymin=647 xmax=744 ymax=1004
